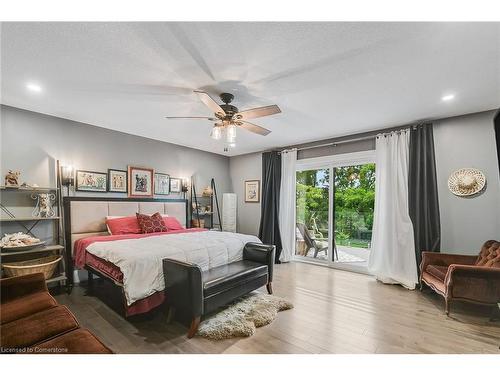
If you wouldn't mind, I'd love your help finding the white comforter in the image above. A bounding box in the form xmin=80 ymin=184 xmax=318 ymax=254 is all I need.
xmin=85 ymin=231 xmax=261 ymax=305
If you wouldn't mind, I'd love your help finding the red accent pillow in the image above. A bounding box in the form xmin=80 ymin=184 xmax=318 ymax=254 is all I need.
xmin=163 ymin=216 xmax=184 ymax=231
xmin=106 ymin=216 xmax=142 ymax=235
xmin=136 ymin=212 xmax=168 ymax=233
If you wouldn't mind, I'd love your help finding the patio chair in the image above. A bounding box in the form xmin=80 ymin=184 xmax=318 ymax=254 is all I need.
xmin=296 ymin=223 xmax=338 ymax=260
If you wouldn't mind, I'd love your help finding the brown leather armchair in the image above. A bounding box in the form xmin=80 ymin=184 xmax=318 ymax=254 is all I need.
xmin=420 ymin=240 xmax=500 ymax=315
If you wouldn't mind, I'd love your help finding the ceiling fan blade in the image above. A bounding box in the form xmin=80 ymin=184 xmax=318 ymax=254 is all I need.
xmin=194 ymin=90 xmax=225 ymax=115
xmin=235 ymin=105 xmax=281 ymax=121
xmin=165 ymin=116 xmax=217 ymax=121
xmin=238 ymin=121 xmax=271 ymax=136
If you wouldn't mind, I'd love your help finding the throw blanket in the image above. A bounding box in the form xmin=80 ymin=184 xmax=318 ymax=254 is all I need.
xmin=85 ymin=231 xmax=261 ymax=305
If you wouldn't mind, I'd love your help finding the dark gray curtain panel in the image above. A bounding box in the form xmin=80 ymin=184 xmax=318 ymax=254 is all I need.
xmin=258 ymin=151 xmax=283 ymax=263
xmin=495 ymin=109 xmax=500 ymax=179
xmin=409 ymin=124 xmax=441 ymax=274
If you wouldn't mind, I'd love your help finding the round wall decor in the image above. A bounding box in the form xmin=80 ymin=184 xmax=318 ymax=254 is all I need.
xmin=448 ymin=168 xmax=486 ymax=197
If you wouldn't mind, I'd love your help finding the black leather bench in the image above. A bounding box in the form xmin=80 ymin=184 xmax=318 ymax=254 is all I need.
xmin=162 ymin=242 xmax=275 ymax=338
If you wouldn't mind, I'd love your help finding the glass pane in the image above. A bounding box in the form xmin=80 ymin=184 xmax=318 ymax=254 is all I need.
xmin=295 ymin=168 xmax=329 ymax=261
xmin=333 ymin=164 xmax=375 ymax=265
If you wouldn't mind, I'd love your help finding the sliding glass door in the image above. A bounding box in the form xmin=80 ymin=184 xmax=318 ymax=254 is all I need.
xmin=294 ymin=152 xmax=375 ymax=272
xmin=333 ymin=164 xmax=375 ymax=268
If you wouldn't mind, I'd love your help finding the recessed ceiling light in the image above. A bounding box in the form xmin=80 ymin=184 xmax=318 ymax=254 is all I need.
xmin=441 ymin=94 xmax=455 ymax=102
xmin=26 ymin=83 xmax=42 ymax=93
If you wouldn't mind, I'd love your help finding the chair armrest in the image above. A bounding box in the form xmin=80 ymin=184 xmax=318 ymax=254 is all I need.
xmin=243 ymin=242 xmax=275 ymax=282
xmin=162 ymin=258 xmax=203 ymax=317
xmin=420 ymin=252 xmax=477 ymax=275
xmin=446 ymin=264 xmax=500 ymax=280
xmin=0 ymin=273 xmax=48 ymax=304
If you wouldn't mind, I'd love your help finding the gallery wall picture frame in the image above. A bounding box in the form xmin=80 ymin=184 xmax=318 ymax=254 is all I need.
xmin=108 ymin=169 xmax=128 ymax=193
xmin=154 ymin=173 xmax=170 ymax=195
xmin=128 ymin=166 xmax=154 ymax=198
xmin=75 ymin=170 xmax=108 ymax=192
xmin=170 ymin=177 xmax=182 ymax=193
xmin=244 ymin=180 xmax=260 ymax=203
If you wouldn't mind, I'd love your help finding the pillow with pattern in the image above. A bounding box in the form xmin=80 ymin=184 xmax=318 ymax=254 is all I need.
xmin=136 ymin=212 xmax=168 ymax=233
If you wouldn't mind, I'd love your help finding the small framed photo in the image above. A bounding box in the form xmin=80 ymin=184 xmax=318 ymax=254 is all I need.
xmin=108 ymin=169 xmax=127 ymax=193
xmin=154 ymin=173 xmax=170 ymax=195
xmin=170 ymin=178 xmax=182 ymax=193
xmin=128 ymin=166 xmax=154 ymax=198
xmin=75 ymin=170 xmax=107 ymax=192
xmin=245 ymin=180 xmax=260 ymax=203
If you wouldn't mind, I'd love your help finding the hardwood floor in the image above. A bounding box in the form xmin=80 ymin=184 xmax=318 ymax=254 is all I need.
xmin=54 ymin=262 xmax=500 ymax=354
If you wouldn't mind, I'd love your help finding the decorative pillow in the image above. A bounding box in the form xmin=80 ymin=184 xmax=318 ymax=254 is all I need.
xmin=136 ymin=212 xmax=168 ymax=233
xmin=163 ymin=216 xmax=184 ymax=231
xmin=106 ymin=216 xmax=142 ymax=235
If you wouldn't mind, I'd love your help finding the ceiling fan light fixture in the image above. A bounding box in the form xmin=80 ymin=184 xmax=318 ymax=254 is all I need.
xmin=226 ymin=124 xmax=237 ymax=143
xmin=211 ymin=126 xmax=222 ymax=140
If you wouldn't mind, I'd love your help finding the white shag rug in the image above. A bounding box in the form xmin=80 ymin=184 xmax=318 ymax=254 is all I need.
xmin=197 ymin=292 xmax=293 ymax=340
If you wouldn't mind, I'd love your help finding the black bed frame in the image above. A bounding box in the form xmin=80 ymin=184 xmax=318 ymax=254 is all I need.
xmin=63 ymin=196 xmax=189 ymax=293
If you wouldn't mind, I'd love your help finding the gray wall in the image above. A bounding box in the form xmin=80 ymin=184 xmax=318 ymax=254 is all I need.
xmin=0 ymin=105 xmax=231 ymax=241
xmin=2 ymin=105 xmax=498 ymax=255
xmin=228 ymin=110 xmax=500 ymax=254
xmin=434 ymin=110 xmax=500 ymax=254
xmin=229 ymin=152 xmax=262 ymax=236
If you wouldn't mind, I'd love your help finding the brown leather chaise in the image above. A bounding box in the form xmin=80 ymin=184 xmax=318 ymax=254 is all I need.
xmin=420 ymin=240 xmax=500 ymax=315
xmin=1 ymin=273 xmax=112 ymax=354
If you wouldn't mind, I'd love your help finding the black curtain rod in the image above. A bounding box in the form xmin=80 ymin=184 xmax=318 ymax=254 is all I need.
xmin=275 ymin=122 xmax=430 ymax=154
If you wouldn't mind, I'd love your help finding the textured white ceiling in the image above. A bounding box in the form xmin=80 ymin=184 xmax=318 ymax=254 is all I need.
xmin=1 ymin=22 xmax=499 ymax=156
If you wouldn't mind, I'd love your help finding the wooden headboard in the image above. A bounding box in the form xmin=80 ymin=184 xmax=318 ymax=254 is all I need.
xmin=63 ymin=197 xmax=188 ymax=285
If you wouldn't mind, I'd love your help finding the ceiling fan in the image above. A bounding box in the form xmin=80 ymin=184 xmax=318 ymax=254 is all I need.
xmin=166 ymin=90 xmax=281 ymax=150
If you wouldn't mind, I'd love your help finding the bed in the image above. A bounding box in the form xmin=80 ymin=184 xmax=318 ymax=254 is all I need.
xmin=63 ymin=197 xmax=260 ymax=316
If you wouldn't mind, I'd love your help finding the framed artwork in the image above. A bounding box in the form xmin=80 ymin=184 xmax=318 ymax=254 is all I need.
xmin=170 ymin=178 xmax=182 ymax=193
xmin=128 ymin=166 xmax=154 ymax=198
xmin=154 ymin=173 xmax=170 ymax=195
xmin=108 ymin=169 xmax=127 ymax=193
xmin=244 ymin=180 xmax=260 ymax=203
xmin=75 ymin=170 xmax=107 ymax=192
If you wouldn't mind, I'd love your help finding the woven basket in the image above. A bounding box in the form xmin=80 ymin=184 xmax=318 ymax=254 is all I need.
xmin=191 ymin=219 xmax=205 ymax=228
xmin=2 ymin=255 xmax=61 ymax=279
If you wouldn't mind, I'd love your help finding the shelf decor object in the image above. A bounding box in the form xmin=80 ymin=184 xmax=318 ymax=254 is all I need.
xmin=4 ymin=170 xmax=20 ymax=187
xmin=2 ymin=255 xmax=62 ymax=279
xmin=31 ymin=193 xmax=56 ymax=218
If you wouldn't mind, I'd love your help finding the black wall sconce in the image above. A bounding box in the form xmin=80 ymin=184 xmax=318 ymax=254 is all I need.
xmin=181 ymin=177 xmax=189 ymax=199
xmin=61 ymin=165 xmax=74 ymax=195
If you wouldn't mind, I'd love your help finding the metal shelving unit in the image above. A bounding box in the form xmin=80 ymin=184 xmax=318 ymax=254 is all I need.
xmin=0 ymin=161 xmax=69 ymax=291
xmin=190 ymin=177 xmax=221 ymax=230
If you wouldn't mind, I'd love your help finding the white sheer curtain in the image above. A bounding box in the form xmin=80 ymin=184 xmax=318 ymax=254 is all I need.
xmin=368 ymin=130 xmax=418 ymax=289
xmin=279 ymin=148 xmax=297 ymax=262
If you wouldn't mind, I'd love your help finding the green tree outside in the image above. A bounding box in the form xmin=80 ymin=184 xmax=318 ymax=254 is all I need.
xmin=296 ymin=164 xmax=375 ymax=249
